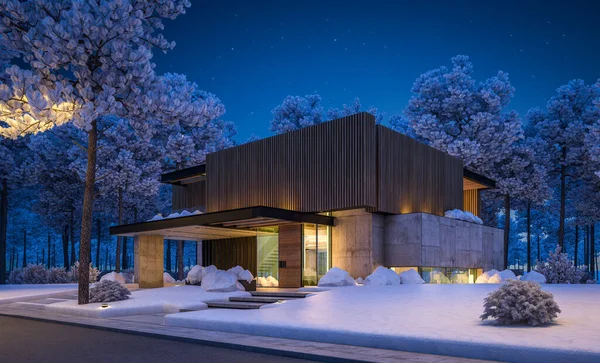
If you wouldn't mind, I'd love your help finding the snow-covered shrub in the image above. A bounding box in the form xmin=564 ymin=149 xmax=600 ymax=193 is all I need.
xmin=476 ymin=269 xmax=498 ymax=283
xmin=444 ymin=209 xmax=483 ymax=224
xmin=539 ymin=245 xmax=586 ymax=284
xmin=257 ymin=275 xmax=279 ymax=287
xmin=186 ymin=265 xmax=204 ymax=285
xmin=48 ymin=268 xmax=71 ymax=283
xmin=7 ymin=268 xmax=26 ymax=284
xmin=238 ymin=269 xmax=254 ymax=283
xmin=498 ymin=269 xmax=517 ymax=281
xmin=480 ymin=280 xmax=561 ymax=326
xmin=100 ymin=271 xmax=126 ymax=284
xmin=399 ymin=269 xmax=425 ymax=284
xmin=89 ymin=280 xmax=131 ymax=303
xmin=163 ymin=272 xmax=176 ymax=284
xmin=227 ymin=265 xmax=244 ymax=276
xmin=121 ymin=269 xmax=134 ymax=283
xmin=318 ymin=267 xmax=357 ymax=287
xmin=364 ymin=266 xmax=400 ymax=286
xmin=521 ymin=271 xmax=547 ymax=284
xmin=202 ymin=265 xmax=218 ymax=277
xmin=70 ymin=262 xmax=100 ymax=283
xmin=23 ymin=264 xmax=50 ymax=284
xmin=201 ymin=270 xmax=238 ymax=292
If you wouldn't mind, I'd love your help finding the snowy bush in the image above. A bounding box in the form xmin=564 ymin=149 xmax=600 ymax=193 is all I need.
xmin=399 ymin=269 xmax=425 ymax=284
xmin=163 ymin=272 xmax=176 ymax=284
xmin=7 ymin=268 xmax=26 ymax=284
xmin=480 ymin=280 xmax=561 ymax=326
xmin=444 ymin=209 xmax=483 ymax=225
xmin=202 ymin=265 xmax=218 ymax=277
xmin=364 ymin=266 xmax=400 ymax=286
xmin=48 ymin=268 xmax=71 ymax=283
xmin=70 ymin=262 xmax=100 ymax=283
xmin=318 ymin=267 xmax=357 ymax=287
xmin=237 ymin=269 xmax=254 ymax=283
xmin=100 ymin=271 xmax=126 ymax=284
xmin=538 ymin=245 xmax=586 ymax=284
xmin=89 ymin=280 xmax=131 ymax=303
xmin=186 ymin=265 xmax=204 ymax=284
xmin=201 ymin=270 xmax=238 ymax=292
xmin=22 ymin=264 xmax=50 ymax=284
xmin=121 ymin=269 xmax=134 ymax=283
xmin=521 ymin=271 xmax=547 ymax=284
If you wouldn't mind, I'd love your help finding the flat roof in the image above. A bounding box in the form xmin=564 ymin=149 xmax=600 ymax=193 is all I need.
xmin=109 ymin=206 xmax=335 ymax=241
xmin=463 ymin=169 xmax=495 ymax=190
xmin=161 ymin=164 xmax=206 ymax=185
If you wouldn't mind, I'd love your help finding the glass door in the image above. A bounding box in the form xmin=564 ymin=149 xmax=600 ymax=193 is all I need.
xmin=302 ymin=224 xmax=331 ymax=286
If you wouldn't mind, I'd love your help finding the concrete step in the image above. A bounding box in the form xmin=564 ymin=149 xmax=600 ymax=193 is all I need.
xmin=229 ymin=296 xmax=286 ymax=304
xmin=205 ymin=300 xmax=266 ymax=309
xmin=250 ymin=291 xmax=311 ymax=298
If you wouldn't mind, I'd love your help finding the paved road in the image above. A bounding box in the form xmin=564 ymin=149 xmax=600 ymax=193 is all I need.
xmin=0 ymin=316 xmax=315 ymax=363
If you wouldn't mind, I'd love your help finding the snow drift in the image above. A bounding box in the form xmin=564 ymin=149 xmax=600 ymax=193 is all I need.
xmin=444 ymin=209 xmax=483 ymax=225
xmin=100 ymin=272 xmax=126 ymax=284
xmin=201 ymin=270 xmax=239 ymax=292
xmin=521 ymin=271 xmax=547 ymax=284
xmin=318 ymin=267 xmax=357 ymax=287
xmin=364 ymin=266 xmax=400 ymax=286
xmin=399 ymin=269 xmax=425 ymax=284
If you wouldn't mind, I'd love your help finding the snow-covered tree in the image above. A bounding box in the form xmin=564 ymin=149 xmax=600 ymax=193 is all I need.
xmin=0 ymin=139 xmax=14 ymax=283
xmin=0 ymin=0 xmax=194 ymax=304
xmin=527 ymin=80 xmax=600 ymax=250
xmin=270 ymin=94 xmax=324 ymax=133
xmin=326 ymin=98 xmax=383 ymax=124
xmin=405 ymin=55 xmax=523 ymax=175
xmin=539 ymin=245 xmax=586 ymax=283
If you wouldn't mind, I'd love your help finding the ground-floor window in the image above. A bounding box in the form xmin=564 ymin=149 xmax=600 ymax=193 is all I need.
xmin=256 ymin=227 xmax=279 ymax=287
xmin=389 ymin=266 xmax=480 ymax=284
xmin=302 ymin=224 xmax=331 ymax=286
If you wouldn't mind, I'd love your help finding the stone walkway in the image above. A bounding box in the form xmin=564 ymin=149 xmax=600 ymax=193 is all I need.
xmin=0 ymin=291 xmax=498 ymax=363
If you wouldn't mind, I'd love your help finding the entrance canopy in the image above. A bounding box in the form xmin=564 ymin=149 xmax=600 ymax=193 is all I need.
xmin=109 ymin=206 xmax=335 ymax=241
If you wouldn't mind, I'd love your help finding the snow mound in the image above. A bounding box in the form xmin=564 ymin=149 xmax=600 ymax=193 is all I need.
xmin=399 ymin=269 xmax=425 ymax=284
xmin=238 ymin=269 xmax=254 ymax=283
xmin=179 ymin=210 xmax=192 ymax=217
xmin=148 ymin=214 xmax=163 ymax=221
xmin=192 ymin=210 xmax=203 ymax=215
xmin=476 ymin=269 xmax=516 ymax=284
xmin=355 ymin=277 xmax=364 ymax=284
xmin=521 ymin=271 xmax=547 ymax=284
xmin=257 ymin=276 xmax=279 ymax=287
xmin=227 ymin=265 xmax=244 ymax=276
xmin=186 ymin=265 xmax=203 ymax=285
xmin=201 ymin=270 xmax=238 ymax=292
xmin=163 ymin=272 xmax=176 ymax=284
xmin=364 ymin=266 xmax=400 ymax=286
xmin=202 ymin=265 xmax=218 ymax=277
xmin=444 ymin=209 xmax=483 ymax=225
xmin=100 ymin=272 xmax=125 ymax=284
xmin=318 ymin=267 xmax=357 ymax=287
xmin=166 ymin=212 xmax=180 ymax=218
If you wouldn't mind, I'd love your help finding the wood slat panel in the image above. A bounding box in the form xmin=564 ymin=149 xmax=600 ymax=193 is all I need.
xmin=172 ymin=180 xmax=206 ymax=211
xmin=205 ymin=113 xmax=377 ymax=213
xmin=278 ymin=224 xmax=302 ymax=288
xmin=463 ymin=189 xmax=481 ymax=217
xmin=376 ymin=126 xmax=464 ymax=215
xmin=202 ymin=236 xmax=257 ymax=276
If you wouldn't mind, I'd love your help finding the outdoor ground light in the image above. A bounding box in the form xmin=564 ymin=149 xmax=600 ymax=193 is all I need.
xmin=101 ymin=303 xmax=109 ymax=309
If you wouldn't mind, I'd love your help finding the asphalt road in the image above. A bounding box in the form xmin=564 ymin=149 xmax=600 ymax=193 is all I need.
xmin=0 ymin=316 xmax=315 ymax=363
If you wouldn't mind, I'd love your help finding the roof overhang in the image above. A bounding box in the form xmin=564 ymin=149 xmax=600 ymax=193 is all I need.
xmin=109 ymin=206 xmax=335 ymax=241
xmin=161 ymin=164 xmax=206 ymax=185
xmin=463 ymin=169 xmax=495 ymax=190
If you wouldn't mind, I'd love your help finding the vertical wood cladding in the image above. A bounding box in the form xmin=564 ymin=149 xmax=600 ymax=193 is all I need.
xmin=463 ymin=189 xmax=481 ymax=217
xmin=201 ymin=237 xmax=257 ymax=276
xmin=172 ymin=180 xmax=206 ymax=211
xmin=278 ymin=224 xmax=302 ymax=288
xmin=205 ymin=113 xmax=377 ymax=213
xmin=376 ymin=126 xmax=464 ymax=215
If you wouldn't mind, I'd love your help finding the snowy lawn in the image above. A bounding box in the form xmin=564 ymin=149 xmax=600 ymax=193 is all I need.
xmin=0 ymin=284 xmax=77 ymax=304
xmin=45 ymin=285 xmax=250 ymax=318
xmin=165 ymin=284 xmax=600 ymax=363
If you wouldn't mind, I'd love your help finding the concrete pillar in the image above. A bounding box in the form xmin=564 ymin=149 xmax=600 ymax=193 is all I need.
xmin=134 ymin=235 xmax=164 ymax=288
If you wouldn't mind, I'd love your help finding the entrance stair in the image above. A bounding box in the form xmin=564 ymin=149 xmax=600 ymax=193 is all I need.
xmin=204 ymin=291 xmax=313 ymax=310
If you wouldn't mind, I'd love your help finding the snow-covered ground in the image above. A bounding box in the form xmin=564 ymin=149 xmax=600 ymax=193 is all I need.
xmin=45 ymin=285 xmax=250 ymax=318
xmin=165 ymin=284 xmax=600 ymax=363
xmin=0 ymin=284 xmax=77 ymax=304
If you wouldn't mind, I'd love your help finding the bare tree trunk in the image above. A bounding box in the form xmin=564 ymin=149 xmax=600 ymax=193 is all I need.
xmin=96 ymin=218 xmax=101 ymax=268
xmin=9 ymin=247 xmax=14 ymax=271
xmin=52 ymin=243 xmax=55 ymax=267
xmin=177 ymin=240 xmax=184 ymax=280
xmin=70 ymin=206 xmax=76 ymax=267
xmin=526 ymin=202 xmax=531 ymax=272
xmin=558 ymin=148 xmax=566 ymax=250
xmin=585 ymin=225 xmax=590 ymax=271
xmin=503 ymin=194 xmax=510 ymax=269
xmin=591 ymin=224 xmax=596 ymax=279
xmin=115 ymin=188 xmax=123 ymax=273
xmin=104 ymin=247 xmax=108 ymax=271
xmin=575 ymin=225 xmax=579 ymax=268
xmin=22 ymin=230 xmax=27 ymax=267
xmin=62 ymin=225 xmax=69 ymax=268
xmin=47 ymin=232 xmax=51 ymax=269
xmin=0 ymin=178 xmax=7 ymax=283
xmin=166 ymin=240 xmax=171 ymax=271
xmin=78 ymin=120 xmax=98 ymax=305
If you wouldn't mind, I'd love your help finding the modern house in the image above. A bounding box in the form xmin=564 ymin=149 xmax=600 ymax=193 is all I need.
xmin=110 ymin=112 xmax=503 ymax=288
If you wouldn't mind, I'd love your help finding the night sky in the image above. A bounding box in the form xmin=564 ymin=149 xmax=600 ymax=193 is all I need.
xmin=154 ymin=0 xmax=600 ymax=141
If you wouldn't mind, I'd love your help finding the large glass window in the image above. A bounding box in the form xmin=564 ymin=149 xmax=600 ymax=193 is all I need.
xmin=256 ymin=228 xmax=279 ymax=287
xmin=302 ymin=224 xmax=331 ymax=286
xmin=420 ymin=267 xmax=479 ymax=284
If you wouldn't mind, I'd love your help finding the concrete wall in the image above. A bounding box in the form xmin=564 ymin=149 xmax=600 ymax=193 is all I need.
xmin=331 ymin=209 xmax=384 ymax=278
xmin=384 ymin=213 xmax=504 ymax=270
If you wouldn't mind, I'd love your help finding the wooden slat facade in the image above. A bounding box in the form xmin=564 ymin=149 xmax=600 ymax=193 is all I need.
xmin=172 ymin=180 xmax=206 ymax=212
xmin=376 ymin=126 xmax=464 ymax=215
xmin=463 ymin=189 xmax=481 ymax=217
xmin=277 ymin=224 xmax=303 ymax=288
xmin=205 ymin=113 xmax=378 ymax=213
xmin=202 ymin=236 xmax=257 ymax=276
